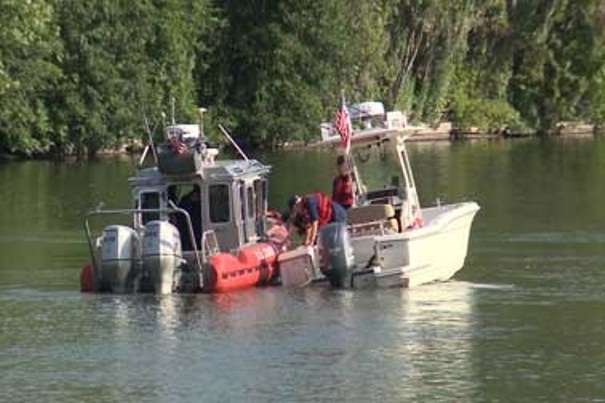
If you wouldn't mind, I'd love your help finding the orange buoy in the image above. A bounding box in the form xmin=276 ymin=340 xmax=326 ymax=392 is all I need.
xmin=80 ymin=263 xmax=94 ymax=292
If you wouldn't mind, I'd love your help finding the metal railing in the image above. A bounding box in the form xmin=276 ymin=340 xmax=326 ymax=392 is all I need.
xmin=348 ymin=220 xmax=388 ymax=238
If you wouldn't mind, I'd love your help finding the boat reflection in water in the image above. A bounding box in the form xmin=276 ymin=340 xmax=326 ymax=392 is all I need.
xmin=291 ymin=282 xmax=478 ymax=401
xmin=84 ymin=281 xmax=480 ymax=401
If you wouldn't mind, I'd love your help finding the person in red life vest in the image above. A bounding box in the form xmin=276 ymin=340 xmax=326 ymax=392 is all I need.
xmin=288 ymin=192 xmax=347 ymax=246
xmin=332 ymin=155 xmax=354 ymax=209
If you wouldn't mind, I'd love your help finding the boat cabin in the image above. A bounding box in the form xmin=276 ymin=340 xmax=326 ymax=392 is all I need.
xmin=128 ymin=152 xmax=270 ymax=254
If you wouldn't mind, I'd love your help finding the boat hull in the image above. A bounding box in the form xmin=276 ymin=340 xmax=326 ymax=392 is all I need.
xmin=80 ymin=241 xmax=280 ymax=294
xmin=329 ymin=202 xmax=480 ymax=289
xmin=80 ymin=202 xmax=479 ymax=292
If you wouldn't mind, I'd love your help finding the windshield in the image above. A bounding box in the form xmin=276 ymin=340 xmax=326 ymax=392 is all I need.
xmin=352 ymin=146 xmax=401 ymax=193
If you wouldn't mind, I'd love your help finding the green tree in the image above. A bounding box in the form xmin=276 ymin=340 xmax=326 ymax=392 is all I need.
xmin=0 ymin=0 xmax=62 ymax=155
xmin=2 ymin=0 xmax=605 ymax=156
xmin=49 ymin=0 xmax=217 ymax=155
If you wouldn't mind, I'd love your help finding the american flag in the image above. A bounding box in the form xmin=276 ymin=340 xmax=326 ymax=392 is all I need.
xmin=334 ymin=94 xmax=352 ymax=154
xmin=169 ymin=134 xmax=187 ymax=154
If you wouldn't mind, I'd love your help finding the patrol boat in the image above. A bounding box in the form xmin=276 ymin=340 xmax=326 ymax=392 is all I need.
xmin=80 ymin=111 xmax=289 ymax=294
xmin=281 ymin=101 xmax=480 ymax=289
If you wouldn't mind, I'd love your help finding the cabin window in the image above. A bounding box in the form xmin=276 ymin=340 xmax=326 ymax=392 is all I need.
xmin=166 ymin=185 xmax=180 ymax=206
xmin=168 ymin=184 xmax=200 ymax=209
xmin=254 ymin=179 xmax=267 ymax=235
xmin=254 ymin=179 xmax=266 ymax=216
xmin=246 ymin=187 xmax=255 ymax=219
xmin=140 ymin=192 xmax=160 ymax=224
xmin=238 ymin=184 xmax=245 ymax=219
xmin=209 ymin=184 xmax=230 ymax=223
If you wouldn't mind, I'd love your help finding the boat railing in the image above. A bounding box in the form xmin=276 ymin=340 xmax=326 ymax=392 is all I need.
xmin=348 ymin=220 xmax=392 ymax=238
xmin=201 ymin=230 xmax=220 ymax=262
xmin=83 ymin=204 xmax=204 ymax=287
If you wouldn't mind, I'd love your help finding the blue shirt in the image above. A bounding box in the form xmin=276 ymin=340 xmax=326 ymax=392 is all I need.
xmin=305 ymin=195 xmax=320 ymax=222
xmin=305 ymin=195 xmax=346 ymax=224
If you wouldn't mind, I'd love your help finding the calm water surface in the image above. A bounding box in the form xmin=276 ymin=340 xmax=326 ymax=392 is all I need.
xmin=1 ymin=138 xmax=605 ymax=402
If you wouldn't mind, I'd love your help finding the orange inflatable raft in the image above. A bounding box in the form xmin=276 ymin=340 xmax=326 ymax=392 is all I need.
xmin=205 ymin=242 xmax=279 ymax=293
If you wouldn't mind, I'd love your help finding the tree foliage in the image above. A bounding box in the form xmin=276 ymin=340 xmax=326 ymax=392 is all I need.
xmin=0 ymin=0 xmax=604 ymax=155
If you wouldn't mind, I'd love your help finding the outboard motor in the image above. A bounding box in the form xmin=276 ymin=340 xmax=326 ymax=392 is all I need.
xmin=317 ymin=222 xmax=355 ymax=288
xmin=141 ymin=221 xmax=183 ymax=294
xmin=99 ymin=225 xmax=140 ymax=292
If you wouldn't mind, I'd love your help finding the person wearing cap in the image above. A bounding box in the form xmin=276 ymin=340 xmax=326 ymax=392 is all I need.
xmin=332 ymin=155 xmax=354 ymax=209
xmin=288 ymin=192 xmax=346 ymax=246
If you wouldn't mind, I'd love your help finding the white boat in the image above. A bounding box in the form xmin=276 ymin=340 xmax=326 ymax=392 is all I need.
xmin=280 ymin=101 xmax=480 ymax=289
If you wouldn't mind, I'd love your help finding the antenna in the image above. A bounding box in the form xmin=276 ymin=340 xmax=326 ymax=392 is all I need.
xmin=161 ymin=112 xmax=167 ymax=138
xmin=138 ymin=108 xmax=158 ymax=167
xmin=144 ymin=111 xmax=158 ymax=163
xmin=218 ymin=124 xmax=249 ymax=162
xmin=170 ymin=97 xmax=176 ymax=125
xmin=199 ymin=107 xmax=207 ymax=139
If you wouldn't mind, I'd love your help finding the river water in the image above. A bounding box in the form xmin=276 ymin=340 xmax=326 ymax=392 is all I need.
xmin=1 ymin=138 xmax=605 ymax=402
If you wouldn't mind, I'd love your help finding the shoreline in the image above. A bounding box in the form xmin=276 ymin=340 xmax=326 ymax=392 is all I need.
xmin=1 ymin=128 xmax=602 ymax=160
xmin=293 ymin=126 xmax=602 ymax=151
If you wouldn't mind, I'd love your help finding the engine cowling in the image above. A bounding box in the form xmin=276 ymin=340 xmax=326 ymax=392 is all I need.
xmin=99 ymin=225 xmax=140 ymax=292
xmin=317 ymin=222 xmax=355 ymax=288
xmin=141 ymin=220 xmax=182 ymax=294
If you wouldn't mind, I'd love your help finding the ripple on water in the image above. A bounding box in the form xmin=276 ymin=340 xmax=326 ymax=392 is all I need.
xmin=0 ymin=283 xmax=483 ymax=402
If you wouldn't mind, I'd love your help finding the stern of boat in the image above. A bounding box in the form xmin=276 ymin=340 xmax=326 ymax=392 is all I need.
xmin=371 ymin=201 xmax=480 ymax=287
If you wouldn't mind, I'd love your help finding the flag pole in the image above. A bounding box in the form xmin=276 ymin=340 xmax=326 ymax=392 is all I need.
xmin=338 ymin=90 xmax=363 ymax=205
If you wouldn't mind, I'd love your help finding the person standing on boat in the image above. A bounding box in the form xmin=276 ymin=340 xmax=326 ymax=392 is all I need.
xmin=176 ymin=186 xmax=202 ymax=250
xmin=332 ymin=155 xmax=354 ymax=210
xmin=288 ymin=192 xmax=346 ymax=246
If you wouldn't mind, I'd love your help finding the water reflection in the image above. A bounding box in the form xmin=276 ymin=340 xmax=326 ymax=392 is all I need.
xmin=70 ymin=282 xmax=478 ymax=401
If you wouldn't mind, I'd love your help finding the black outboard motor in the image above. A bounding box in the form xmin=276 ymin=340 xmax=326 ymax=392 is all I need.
xmin=317 ymin=222 xmax=355 ymax=288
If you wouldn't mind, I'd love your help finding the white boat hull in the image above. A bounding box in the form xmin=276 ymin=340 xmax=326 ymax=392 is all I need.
xmin=367 ymin=201 xmax=479 ymax=287
xmin=285 ymin=202 xmax=479 ymax=289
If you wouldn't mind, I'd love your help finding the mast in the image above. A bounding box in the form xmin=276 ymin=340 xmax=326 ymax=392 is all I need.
xmin=337 ymin=91 xmax=364 ymax=206
xmin=199 ymin=107 xmax=207 ymax=139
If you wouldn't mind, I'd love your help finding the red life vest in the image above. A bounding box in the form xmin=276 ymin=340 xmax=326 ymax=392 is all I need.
xmin=332 ymin=174 xmax=353 ymax=208
xmin=407 ymin=216 xmax=424 ymax=230
xmin=302 ymin=192 xmax=333 ymax=227
xmin=407 ymin=209 xmax=424 ymax=230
